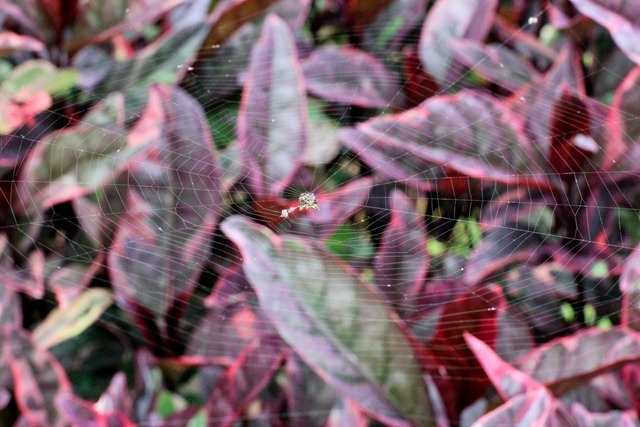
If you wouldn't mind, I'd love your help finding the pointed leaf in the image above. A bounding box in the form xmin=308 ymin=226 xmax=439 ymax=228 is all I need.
xmin=604 ymin=67 xmax=640 ymax=172
xmin=418 ymin=0 xmax=498 ymax=86
xmin=203 ymin=0 xmax=280 ymax=53
xmin=221 ymin=215 xmax=434 ymax=427
xmin=302 ymin=45 xmax=401 ymax=108
xmin=17 ymin=93 xmax=145 ymax=216
xmin=32 ymin=288 xmax=113 ymax=350
xmin=375 ymin=189 xmax=428 ymax=318
xmin=430 ymin=285 xmax=503 ymax=412
xmin=206 ymin=336 xmax=288 ymax=427
xmin=341 ymin=91 xmax=548 ymax=192
xmin=109 ymin=85 xmax=221 ymax=352
xmin=238 ymin=14 xmax=308 ymax=198
xmin=474 ymin=387 xmax=573 ymax=426
xmin=3 ymin=328 xmax=72 ymax=426
xmin=518 ymin=327 xmax=640 ymax=396
xmin=465 ymin=333 xmax=543 ymax=400
xmin=570 ymin=0 xmax=640 ymax=65
xmin=452 ymin=41 xmax=540 ymax=91
xmin=620 ymin=245 xmax=640 ymax=331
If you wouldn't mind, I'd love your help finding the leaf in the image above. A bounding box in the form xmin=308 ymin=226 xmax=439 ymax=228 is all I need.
xmin=0 ymin=31 xmax=45 ymax=54
xmin=547 ymin=89 xmax=598 ymax=176
xmin=570 ymin=0 xmax=640 ymax=66
xmin=221 ymin=215 xmax=434 ymax=427
xmin=109 ymin=85 xmax=221 ymax=354
xmin=429 ymin=285 xmax=503 ymax=413
xmin=0 ymin=60 xmax=77 ymax=134
xmin=206 ymin=336 xmax=289 ymax=427
xmin=465 ymin=191 xmax=559 ymax=285
xmin=452 ymin=41 xmax=540 ymax=91
xmin=32 ymin=288 xmax=113 ymax=350
xmin=305 ymin=178 xmax=372 ymax=241
xmin=302 ymin=45 xmax=401 ymax=108
xmin=620 ymin=245 xmax=640 ymax=331
xmin=418 ymin=0 xmax=498 ymax=86
xmin=17 ymin=93 xmax=146 ymax=216
xmin=56 ymin=394 xmax=137 ymax=427
xmin=465 ymin=333 xmax=544 ymax=400
xmin=238 ymin=14 xmax=308 ymax=198
xmin=361 ymin=0 xmax=429 ymax=57
xmin=603 ymin=67 xmax=640 ymax=173
xmin=203 ymin=0 xmax=280 ymax=54
xmin=374 ymin=189 xmax=428 ymax=318
xmin=285 ymin=354 xmax=337 ymax=427
xmin=98 ymin=23 xmax=209 ymax=98
xmin=341 ymin=90 xmax=548 ymax=192
xmin=0 ymin=233 xmax=45 ymax=298
xmin=3 ymin=328 xmax=72 ymax=426
xmin=64 ymin=0 xmax=186 ymax=53
xmin=474 ymin=387 xmax=573 ymax=426
xmin=518 ymin=327 xmax=640 ymax=396
xmin=572 ymin=402 xmax=639 ymax=427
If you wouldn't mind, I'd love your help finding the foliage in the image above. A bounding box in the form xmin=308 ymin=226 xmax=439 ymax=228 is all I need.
xmin=0 ymin=0 xmax=639 ymax=426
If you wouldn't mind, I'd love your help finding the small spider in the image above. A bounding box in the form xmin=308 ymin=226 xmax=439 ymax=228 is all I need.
xmin=280 ymin=191 xmax=319 ymax=218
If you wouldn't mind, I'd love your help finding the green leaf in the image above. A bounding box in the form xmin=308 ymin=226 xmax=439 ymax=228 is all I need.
xmin=32 ymin=288 xmax=113 ymax=349
xmin=326 ymin=223 xmax=374 ymax=261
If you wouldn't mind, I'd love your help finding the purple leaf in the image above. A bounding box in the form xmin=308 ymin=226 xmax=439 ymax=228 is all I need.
xmin=0 ymin=234 xmax=45 ymax=299
xmin=56 ymin=394 xmax=136 ymax=427
xmin=109 ymin=85 xmax=221 ymax=353
xmin=4 ymin=328 xmax=72 ymax=426
xmin=570 ymin=0 xmax=640 ymax=65
xmin=604 ymin=67 xmax=640 ymax=173
xmin=620 ymin=245 xmax=640 ymax=331
xmin=302 ymin=45 xmax=401 ymax=108
xmin=342 ymin=90 xmax=548 ymax=192
xmin=375 ymin=189 xmax=428 ymax=318
xmin=238 ymin=14 xmax=308 ymax=198
xmin=452 ymin=41 xmax=540 ymax=91
xmin=572 ymin=402 xmax=639 ymax=427
xmin=474 ymin=387 xmax=573 ymax=426
xmin=507 ymin=45 xmax=586 ymax=164
xmin=465 ymin=332 xmax=544 ymax=401
xmin=517 ymin=327 xmax=640 ymax=396
xmin=286 ymin=354 xmax=337 ymax=427
xmin=466 ymin=191 xmax=559 ymax=285
xmin=306 ymin=177 xmax=372 ymax=239
xmin=221 ymin=215 xmax=433 ymax=427
xmin=418 ymin=0 xmax=498 ymax=86
xmin=207 ymin=336 xmax=289 ymax=427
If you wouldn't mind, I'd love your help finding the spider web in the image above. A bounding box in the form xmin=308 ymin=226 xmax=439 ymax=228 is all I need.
xmin=1 ymin=0 xmax=639 ymax=426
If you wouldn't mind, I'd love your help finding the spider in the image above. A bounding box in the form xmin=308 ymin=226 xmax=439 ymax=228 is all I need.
xmin=280 ymin=191 xmax=319 ymax=218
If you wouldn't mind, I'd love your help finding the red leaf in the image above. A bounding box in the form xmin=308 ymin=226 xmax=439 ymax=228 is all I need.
xmin=430 ymin=285 xmax=503 ymax=414
xmin=548 ymin=89 xmax=598 ymax=176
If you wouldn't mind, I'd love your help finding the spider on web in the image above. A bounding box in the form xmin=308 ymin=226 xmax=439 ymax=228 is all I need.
xmin=280 ymin=192 xmax=319 ymax=219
